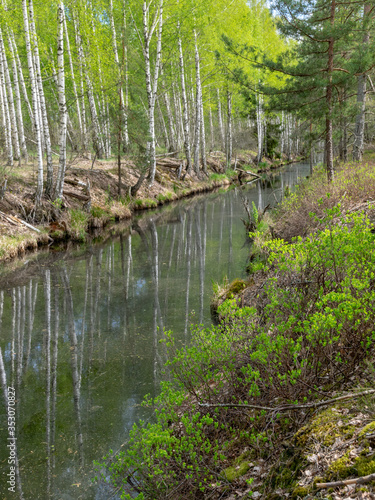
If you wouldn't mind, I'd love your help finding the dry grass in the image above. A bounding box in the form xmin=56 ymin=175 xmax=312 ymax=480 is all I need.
xmin=274 ymin=160 xmax=375 ymax=240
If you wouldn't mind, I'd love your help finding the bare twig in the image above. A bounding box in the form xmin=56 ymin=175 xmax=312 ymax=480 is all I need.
xmin=198 ymin=389 xmax=375 ymax=412
xmin=317 ymin=472 xmax=375 ymax=489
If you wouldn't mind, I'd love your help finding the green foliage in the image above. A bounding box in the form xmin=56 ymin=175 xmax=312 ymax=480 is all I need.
xmin=98 ymin=204 xmax=375 ymax=498
xmin=91 ymin=206 xmax=108 ymax=218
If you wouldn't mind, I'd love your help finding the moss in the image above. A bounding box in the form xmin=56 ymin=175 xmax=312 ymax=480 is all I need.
xmin=225 ymin=279 xmax=247 ymax=299
xmin=291 ymin=486 xmax=309 ymax=499
xmin=359 ymin=421 xmax=375 ymax=438
xmin=295 ymin=407 xmax=355 ymax=448
xmin=223 ymin=460 xmax=250 ymax=482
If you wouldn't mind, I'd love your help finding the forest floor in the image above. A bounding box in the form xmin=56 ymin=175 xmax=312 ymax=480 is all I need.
xmin=0 ymin=150 xmax=293 ymax=263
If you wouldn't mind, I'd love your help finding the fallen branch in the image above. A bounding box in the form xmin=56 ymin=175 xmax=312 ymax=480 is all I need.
xmin=317 ymin=473 xmax=375 ymax=489
xmin=0 ymin=210 xmax=41 ymax=233
xmin=236 ymin=168 xmax=261 ymax=179
xmin=198 ymin=389 xmax=375 ymax=413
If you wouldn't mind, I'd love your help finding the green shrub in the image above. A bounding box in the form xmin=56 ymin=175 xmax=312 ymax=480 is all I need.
xmin=97 ymin=204 xmax=375 ymax=498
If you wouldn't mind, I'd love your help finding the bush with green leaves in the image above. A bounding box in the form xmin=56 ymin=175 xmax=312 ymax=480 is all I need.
xmin=97 ymin=204 xmax=375 ymax=498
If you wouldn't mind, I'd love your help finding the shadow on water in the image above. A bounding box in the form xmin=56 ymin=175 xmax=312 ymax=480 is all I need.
xmin=0 ymin=163 xmax=310 ymax=499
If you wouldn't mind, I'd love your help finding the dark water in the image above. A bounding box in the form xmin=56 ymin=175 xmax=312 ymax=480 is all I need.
xmin=0 ymin=163 xmax=310 ymax=499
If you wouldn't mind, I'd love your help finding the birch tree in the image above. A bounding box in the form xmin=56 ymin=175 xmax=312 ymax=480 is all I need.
xmin=54 ymin=1 xmax=68 ymax=200
xmin=22 ymin=0 xmax=44 ymax=206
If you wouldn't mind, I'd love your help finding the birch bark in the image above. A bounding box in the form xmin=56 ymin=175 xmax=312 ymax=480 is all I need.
xmin=178 ymin=23 xmax=192 ymax=172
xmin=142 ymin=0 xmax=164 ymax=185
xmin=22 ymin=0 xmax=43 ymax=205
xmin=54 ymin=2 xmax=68 ymax=200
xmin=193 ymin=31 xmax=201 ymax=175
xmin=63 ymin=12 xmax=83 ymax=147
xmin=28 ymin=0 xmax=54 ymax=196
xmin=0 ymin=30 xmax=20 ymax=163
xmin=216 ymin=88 xmax=225 ymax=151
xmin=7 ymin=33 xmax=27 ymax=161
xmin=0 ymin=44 xmax=12 ymax=166
xmin=226 ymin=90 xmax=232 ymax=169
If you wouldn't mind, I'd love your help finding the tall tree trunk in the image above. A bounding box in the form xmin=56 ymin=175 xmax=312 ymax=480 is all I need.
xmin=177 ymin=23 xmax=192 ymax=173
xmin=353 ymin=4 xmax=371 ymax=162
xmin=216 ymin=88 xmax=225 ymax=151
xmin=9 ymin=32 xmax=33 ymax=126
xmin=325 ymin=0 xmax=336 ymax=182
xmin=54 ymin=2 xmax=68 ymax=200
xmin=7 ymin=33 xmax=27 ymax=161
xmin=22 ymin=0 xmax=44 ymax=207
xmin=73 ymin=13 xmax=104 ymax=157
xmin=0 ymin=30 xmax=20 ymax=163
xmin=28 ymin=0 xmax=54 ymax=197
xmin=226 ymin=90 xmax=232 ymax=170
xmin=256 ymin=92 xmax=263 ymax=163
xmin=0 ymin=49 xmax=12 ymax=166
xmin=63 ymin=11 xmax=83 ymax=149
xmin=109 ymin=0 xmax=128 ymax=150
xmin=143 ymin=0 xmax=164 ymax=185
xmin=193 ymin=31 xmax=201 ymax=175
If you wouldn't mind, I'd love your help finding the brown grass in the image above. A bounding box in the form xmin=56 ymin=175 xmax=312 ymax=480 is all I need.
xmin=274 ymin=160 xmax=375 ymax=241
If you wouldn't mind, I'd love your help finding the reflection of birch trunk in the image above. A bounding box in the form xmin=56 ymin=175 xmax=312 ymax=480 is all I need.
xmin=0 ymin=291 xmax=24 ymax=498
xmin=195 ymin=207 xmax=204 ymax=323
xmin=184 ymin=212 xmax=192 ymax=337
xmin=23 ymin=282 xmax=38 ymax=376
xmin=17 ymin=287 xmax=26 ymax=387
xmin=218 ymin=199 xmax=225 ymax=264
xmin=51 ymin=273 xmax=59 ymax=469
xmin=61 ymin=268 xmax=84 ymax=466
xmin=256 ymin=92 xmax=263 ymax=163
xmin=79 ymin=257 xmax=90 ymax=388
xmin=43 ymin=270 xmax=52 ymax=495
xmin=11 ymin=289 xmax=16 ymax=385
xmin=228 ymin=199 xmax=233 ymax=277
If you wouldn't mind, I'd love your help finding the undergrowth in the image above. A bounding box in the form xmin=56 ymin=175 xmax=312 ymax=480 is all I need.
xmin=95 ymin=204 xmax=375 ymax=499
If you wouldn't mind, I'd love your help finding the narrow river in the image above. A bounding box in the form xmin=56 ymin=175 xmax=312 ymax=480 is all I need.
xmin=0 ymin=163 xmax=310 ymax=499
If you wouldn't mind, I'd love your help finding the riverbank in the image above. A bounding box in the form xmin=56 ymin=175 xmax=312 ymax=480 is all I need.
xmin=99 ymin=157 xmax=375 ymax=499
xmin=0 ymin=150 xmax=278 ymax=263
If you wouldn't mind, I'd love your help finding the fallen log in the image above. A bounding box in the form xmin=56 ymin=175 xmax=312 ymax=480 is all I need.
xmin=237 ymin=168 xmax=261 ymax=179
xmin=63 ymin=190 xmax=90 ymax=201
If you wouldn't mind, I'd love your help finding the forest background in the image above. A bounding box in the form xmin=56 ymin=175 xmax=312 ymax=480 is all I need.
xmin=2 ymin=0 xmax=374 ymax=220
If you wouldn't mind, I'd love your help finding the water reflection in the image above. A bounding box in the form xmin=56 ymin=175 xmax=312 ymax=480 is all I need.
xmin=0 ymin=163 xmax=310 ymax=499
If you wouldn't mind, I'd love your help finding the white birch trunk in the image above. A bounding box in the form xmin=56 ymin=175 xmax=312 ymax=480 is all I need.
xmin=217 ymin=88 xmax=225 ymax=151
xmin=22 ymin=0 xmax=43 ymax=205
xmin=7 ymin=32 xmax=27 ymax=161
xmin=28 ymin=0 xmax=54 ymax=197
xmin=143 ymin=0 xmax=164 ymax=185
xmin=177 ymin=24 xmax=192 ymax=172
xmin=193 ymin=31 xmax=201 ymax=175
xmin=200 ymin=88 xmax=207 ymax=173
xmin=109 ymin=0 xmax=128 ymax=149
xmin=256 ymin=92 xmax=263 ymax=163
xmin=73 ymin=13 xmax=104 ymax=157
xmin=0 ymin=30 xmax=20 ymax=163
xmin=9 ymin=32 xmax=33 ymax=126
xmin=226 ymin=90 xmax=232 ymax=169
xmin=63 ymin=12 xmax=83 ymax=146
xmin=55 ymin=2 xmax=68 ymax=200
xmin=0 ymin=48 xmax=12 ymax=166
